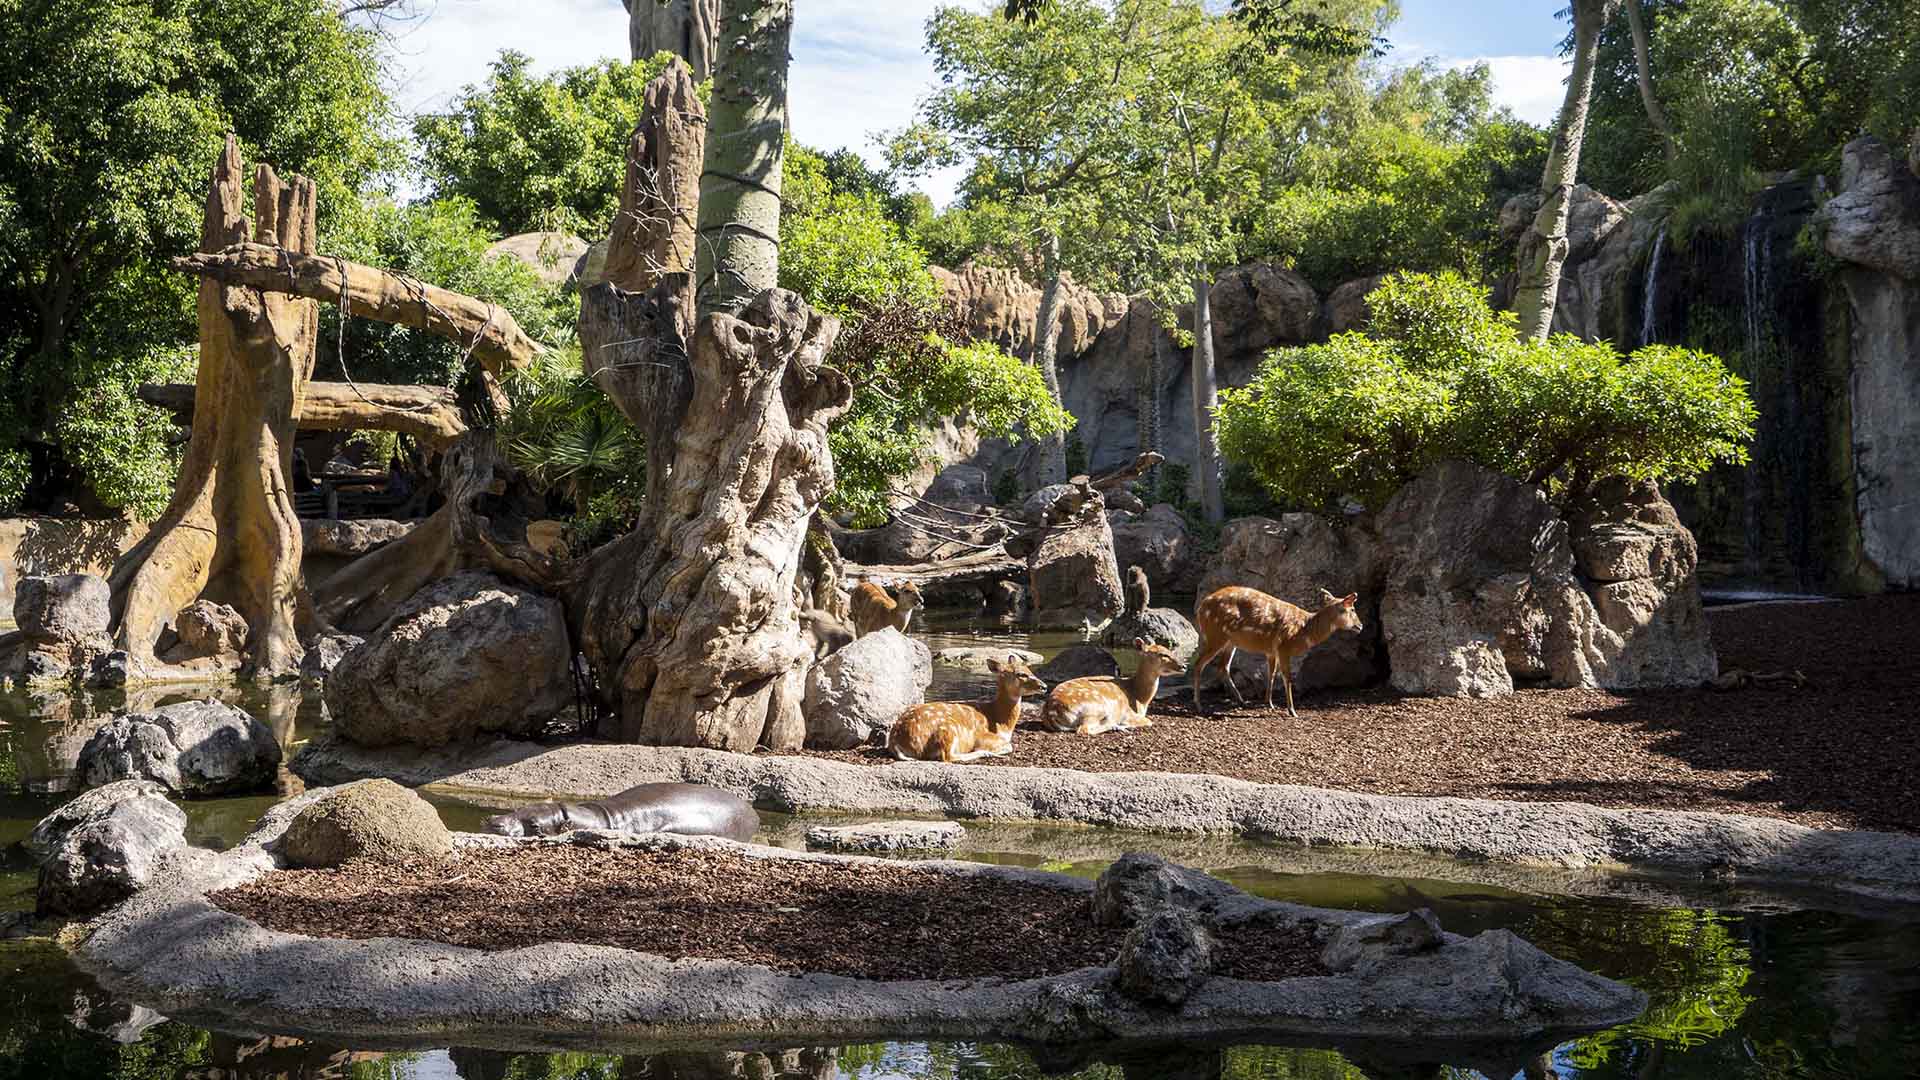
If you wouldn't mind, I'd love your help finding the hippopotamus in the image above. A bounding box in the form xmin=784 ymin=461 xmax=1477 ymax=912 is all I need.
xmin=481 ymin=782 xmax=758 ymax=842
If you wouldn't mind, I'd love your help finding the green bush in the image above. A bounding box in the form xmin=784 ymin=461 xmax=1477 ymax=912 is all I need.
xmin=1214 ymin=273 xmax=1758 ymax=510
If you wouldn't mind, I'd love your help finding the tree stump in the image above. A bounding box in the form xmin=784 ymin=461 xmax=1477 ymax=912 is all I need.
xmin=108 ymin=136 xmax=317 ymax=677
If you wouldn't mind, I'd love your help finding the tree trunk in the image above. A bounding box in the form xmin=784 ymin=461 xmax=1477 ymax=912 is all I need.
xmin=1623 ymin=0 xmax=1677 ymax=164
xmin=107 ymin=135 xmax=318 ymax=676
xmin=1189 ymin=267 xmax=1224 ymax=523
xmin=695 ymin=0 xmax=792 ymax=319
xmin=1032 ymin=231 xmax=1069 ymax=487
xmin=1514 ymin=0 xmax=1607 ymax=342
xmin=139 ymin=380 xmax=466 ymax=445
xmin=624 ymin=0 xmax=721 ymax=80
xmin=1143 ymin=319 xmax=1169 ymax=483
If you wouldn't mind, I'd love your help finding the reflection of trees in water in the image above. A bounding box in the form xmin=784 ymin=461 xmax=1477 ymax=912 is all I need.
xmin=449 ymin=1046 xmax=839 ymax=1080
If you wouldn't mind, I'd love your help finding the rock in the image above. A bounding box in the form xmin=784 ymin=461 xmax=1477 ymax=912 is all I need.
xmin=1499 ymin=184 xmax=1634 ymax=340
xmin=166 ymin=599 xmax=249 ymax=661
xmin=1091 ymin=852 xmax=1243 ymax=928
xmin=66 ymin=996 xmax=168 ymax=1044
xmin=1376 ymin=462 xmax=1600 ymax=697
xmin=300 ymin=631 xmax=363 ymax=685
xmin=1205 ymin=263 xmax=1319 ymax=368
xmin=933 ymin=645 xmax=1044 ymax=673
xmin=86 ymin=650 xmax=131 ymax=689
xmin=14 ymin=573 xmax=110 ymax=645
xmin=803 ymin=820 xmax=966 ymax=853
xmin=34 ymin=779 xmax=188 ymax=915
xmin=1823 ymin=135 xmax=1920 ymax=278
xmin=278 ymin=780 xmax=454 ymax=868
xmin=1319 ymin=274 xmax=1384 ymax=335
xmin=1198 ymin=515 xmax=1384 ymax=689
xmin=933 ymin=263 xmax=1127 ymax=365
xmin=1321 ymin=908 xmax=1444 ymax=973
xmin=1035 ymin=645 xmax=1119 ymax=684
xmin=1100 ymin=607 xmax=1199 ymax=660
xmin=984 ymin=580 xmax=1027 ymax=626
xmin=1028 ymin=511 xmax=1125 ymax=629
xmin=1113 ymin=905 xmax=1217 ymax=1007
xmin=77 ymin=700 xmax=282 ymax=796
xmin=485 ymin=231 xmax=590 ymax=287
xmin=23 ymin=779 xmax=181 ymax=865
xmin=300 ymin=518 xmax=416 ymax=557
xmin=1110 ymin=503 xmax=1195 ymax=592
xmin=324 ymin=571 xmax=573 ymax=748
xmin=802 ymin=628 xmax=932 ymax=750
xmin=1567 ymin=478 xmax=1718 ymax=687
xmin=921 ymin=463 xmax=993 ymax=511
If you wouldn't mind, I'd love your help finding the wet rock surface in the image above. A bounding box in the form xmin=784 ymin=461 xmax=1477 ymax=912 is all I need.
xmin=802 ymin=820 xmax=966 ymax=853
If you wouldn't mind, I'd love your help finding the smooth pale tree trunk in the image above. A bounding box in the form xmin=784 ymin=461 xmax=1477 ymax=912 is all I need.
xmin=1144 ymin=319 xmax=1169 ymax=471
xmin=1623 ymin=0 xmax=1677 ymax=163
xmin=1515 ymin=0 xmax=1608 ymax=342
xmin=696 ymin=0 xmax=791 ymax=318
xmin=1189 ymin=266 xmax=1224 ymax=524
xmin=625 ymin=0 xmax=721 ymax=79
xmin=1032 ymin=231 xmax=1068 ymax=486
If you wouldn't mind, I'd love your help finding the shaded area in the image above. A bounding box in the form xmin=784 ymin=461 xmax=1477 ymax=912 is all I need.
xmin=799 ymin=597 xmax=1919 ymax=833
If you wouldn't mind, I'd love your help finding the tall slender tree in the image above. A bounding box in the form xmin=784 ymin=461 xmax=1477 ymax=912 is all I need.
xmin=1515 ymin=0 xmax=1614 ymax=341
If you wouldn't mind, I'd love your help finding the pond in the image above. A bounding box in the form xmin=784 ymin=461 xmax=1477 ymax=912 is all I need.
xmin=2 ymin=623 xmax=1918 ymax=1080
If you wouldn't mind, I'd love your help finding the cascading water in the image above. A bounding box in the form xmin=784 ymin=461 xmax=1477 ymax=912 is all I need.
xmin=1742 ymin=207 xmax=1772 ymax=360
xmin=1640 ymin=227 xmax=1666 ymax=347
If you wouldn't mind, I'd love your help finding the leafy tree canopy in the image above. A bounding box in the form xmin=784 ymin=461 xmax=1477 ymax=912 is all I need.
xmin=1214 ymin=272 xmax=1758 ymax=510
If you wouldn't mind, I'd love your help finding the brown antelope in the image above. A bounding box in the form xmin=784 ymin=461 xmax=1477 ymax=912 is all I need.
xmin=849 ymin=580 xmax=924 ymax=637
xmin=889 ymin=654 xmax=1047 ymax=762
xmin=1192 ymin=586 xmax=1362 ymax=716
xmin=1039 ymin=639 xmax=1186 ymax=735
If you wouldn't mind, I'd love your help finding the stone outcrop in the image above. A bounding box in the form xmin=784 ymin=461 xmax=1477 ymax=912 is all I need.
xmin=801 ymin=628 xmax=931 ymax=750
xmin=1567 ymin=477 xmax=1719 ymax=687
xmin=1099 ymin=607 xmax=1200 ymax=660
xmin=1113 ymin=905 xmax=1217 ymax=1007
xmin=324 ymin=571 xmax=573 ymax=748
xmin=77 ymin=700 xmax=282 ymax=796
xmin=14 ymin=573 xmax=111 ymax=645
xmin=1198 ymin=515 xmax=1384 ymax=689
xmin=1109 ymin=503 xmax=1196 ymax=592
xmin=803 ymin=820 xmax=965 ymax=853
xmin=278 ymin=779 xmax=454 ymax=868
xmin=484 ymin=231 xmax=589 ymax=287
xmin=1319 ymin=274 xmax=1384 ymax=335
xmin=299 ymin=631 xmax=362 ymax=686
xmin=1822 ymin=135 xmax=1920 ymax=589
xmin=163 ymin=599 xmax=248 ymax=662
xmin=300 ymin=518 xmax=416 ymax=558
xmin=33 ymin=778 xmax=188 ymax=915
xmin=1027 ymin=510 xmax=1125 ymax=630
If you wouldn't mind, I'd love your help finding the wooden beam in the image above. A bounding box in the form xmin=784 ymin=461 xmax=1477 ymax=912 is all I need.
xmin=170 ymin=242 xmax=542 ymax=377
xmin=140 ymin=381 xmax=467 ymax=444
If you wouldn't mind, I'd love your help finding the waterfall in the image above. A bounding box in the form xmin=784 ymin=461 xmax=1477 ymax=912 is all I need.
xmin=1639 ymin=227 xmax=1666 ymax=347
xmin=1742 ymin=206 xmax=1773 ymax=360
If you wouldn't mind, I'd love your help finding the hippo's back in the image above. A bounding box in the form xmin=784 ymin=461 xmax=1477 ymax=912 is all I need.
xmin=603 ymin=782 xmax=758 ymax=842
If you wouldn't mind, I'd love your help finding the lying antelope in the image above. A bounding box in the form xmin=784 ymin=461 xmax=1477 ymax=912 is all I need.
xmin=889 ymin=654 xmax=1047 ymax=762
xmin=850 ymin=580 xmax=924 ymax=637
xmin=1192 ymin=586 xmax=1362 ymax=716
xmin=1039 ymin=639 xmax=1186 ymax=735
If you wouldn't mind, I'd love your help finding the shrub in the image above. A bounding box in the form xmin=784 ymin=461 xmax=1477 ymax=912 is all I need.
xmin=1214 ymin=273 xmax=1758 ymax=511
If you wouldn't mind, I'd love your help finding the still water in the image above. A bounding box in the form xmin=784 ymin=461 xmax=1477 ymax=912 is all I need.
xmin=2 ymin=634 xmax=1917 ymax=1080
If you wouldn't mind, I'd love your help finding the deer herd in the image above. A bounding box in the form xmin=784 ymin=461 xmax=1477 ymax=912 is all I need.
xmin=838 ymin=571 xmax=1365 ymax=765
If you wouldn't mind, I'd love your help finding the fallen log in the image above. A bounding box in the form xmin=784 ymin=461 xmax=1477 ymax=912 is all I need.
xmin=139 ymin=381 xmax=467 ymax=444
xmin=846 ymin=550 xmax=1026 ymax=592
xmin=170 ymin=242 xmax=543 ymax=379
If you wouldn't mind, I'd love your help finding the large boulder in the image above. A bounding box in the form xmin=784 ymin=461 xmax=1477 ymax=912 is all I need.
xmin=1198 ymin=515 xmax=1384 ymax=689
xmin=1035 ymin=644 xmax=1120 ymax=684
xmin=1319 ymin=274 xmax=1384 ymax=335
xmin=1567 ymin=478 xmax=1718 ymax=687
xmin=299 ymin=631 xmax=363 ymax=686
xmin=164 ymin=599 xmax=248 ymax=662
xmin=1113 ymin=905 xmax=1217 ymax=1007
xmin=1109 ymin=503 xmax=1196 ymax=592
xmin=278 ymin=780 xmax=454 ymax=868
xmin=77 ymin=700 xmax=281 ymax=796
xmin=1028 ymin=511 xmax=1126 ymax=630
xmin=300 ymin=518 xmax=416 ymax=558
xmin=324 ymin=571 xmax=573 ymax=748
xmin=802 ymin=628 xmax=932 ymax=750
xmin=485 ymin=231 xmax=590 ymax=287
xmin=33 ymin=779 xmax=188 ymax=915
xmin=1099 ymin=607 xmax=1199 ymax=660
xmin=13 ymin=573 xmax=110 ymax=646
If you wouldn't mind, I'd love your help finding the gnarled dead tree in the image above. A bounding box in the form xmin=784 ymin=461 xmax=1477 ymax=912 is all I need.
xmin=108 ymin=136 xmax=318 ymax=676
xmin=139 ymin=380 xmax=467 ymax=445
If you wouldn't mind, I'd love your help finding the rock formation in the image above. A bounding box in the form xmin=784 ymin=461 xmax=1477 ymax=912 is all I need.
xmin=278 ymin=779 xmax=454 ymax=868
xmin=76 ymin=700 xmax=282 ymax=797
xmin=801 ymin=628 xmax=931 ymax=750
xmin=32 ymin=778 xmax=188 ymax=915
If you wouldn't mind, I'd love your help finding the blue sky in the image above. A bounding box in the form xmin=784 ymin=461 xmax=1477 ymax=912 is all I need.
xmin=378 ymin=1 xmax=1572 ymax=207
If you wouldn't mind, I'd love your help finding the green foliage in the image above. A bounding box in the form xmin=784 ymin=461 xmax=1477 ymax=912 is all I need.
xmin=1214 ymin=273 xmax=1759 ymax=510
xmin=319 ymin=195 xmax=574 ymax=388
xmin=51 ymin=345 xmax=195 ymax=518
xmin=498 ymin=346 xmax=647 ymax=545
xmin=0 ymin=0 xmax=393 ymax=514
xmin=412 ymin=50 xmax=680 ymax=236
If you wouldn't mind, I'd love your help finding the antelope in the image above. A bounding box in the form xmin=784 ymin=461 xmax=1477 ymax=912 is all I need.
xmin=1192 ymin=586 xmax=1362 ymax=716
xmin=889 ymin=654 xmax=1047 ymax=763
xmin=849 ymin=580 xmax=924 ymax=637
xmin=798 ymin=608 xmax=854 ymax=660
xmin=1039 ymin=639 xmax=1186 ymax=735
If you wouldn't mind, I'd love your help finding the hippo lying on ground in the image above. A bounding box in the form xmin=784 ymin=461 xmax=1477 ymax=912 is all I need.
xmin=482 ymin=782 xmax=758 ymax=842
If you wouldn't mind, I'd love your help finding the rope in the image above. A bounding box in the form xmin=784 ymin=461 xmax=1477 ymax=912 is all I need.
xmin=328 ymin=255 xmax=440 ymax=417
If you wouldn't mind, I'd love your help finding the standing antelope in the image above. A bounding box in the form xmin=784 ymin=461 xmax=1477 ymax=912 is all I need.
xmin=849 ymin=580 xmax=924 ymax=637
xmin=1039 ymin=639 xmax=1187 ymax=735
xmin=1192 ymin=587 xmax=1362 ymax=716
xmin=889 ymin=654 xmax=1047 ymax=762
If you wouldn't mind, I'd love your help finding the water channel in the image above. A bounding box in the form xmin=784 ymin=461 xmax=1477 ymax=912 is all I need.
xmin=2 ymin=618 xmax=1916 ymax=1079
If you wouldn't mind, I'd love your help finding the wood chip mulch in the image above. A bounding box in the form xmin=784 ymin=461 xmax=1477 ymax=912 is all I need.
xmin=209 ymin=846 xmax=1324 ymax=984
xmin=793 ymin=595 xmax=1920 ymax=834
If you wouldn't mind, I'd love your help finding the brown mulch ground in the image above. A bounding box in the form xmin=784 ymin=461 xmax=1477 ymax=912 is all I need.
xmin=794 ymin=595 xmax=1920 ymax=834
xmin=210 ymin=846 xmax=1323 ymax=983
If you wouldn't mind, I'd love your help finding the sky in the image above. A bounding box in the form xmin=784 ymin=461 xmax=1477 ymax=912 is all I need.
xmin=376 ymin=0 xmax=1574 ymax=207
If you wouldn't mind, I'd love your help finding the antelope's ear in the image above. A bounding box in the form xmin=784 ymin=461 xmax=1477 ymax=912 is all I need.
xmin=987 ymin=657 xmax=1005 ymax=674
xmin=1342 ymin=593 xmax=1358 ymax=608
xmin=1133 ymin=636 xmax=1148 ymax=651
xmin=1316 ymin=586 xmax=1338 ymax=605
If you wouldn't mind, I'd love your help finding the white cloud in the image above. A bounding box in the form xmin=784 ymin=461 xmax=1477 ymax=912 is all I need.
xmin=1449 ymin=54 xmax=1570 ymax=128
